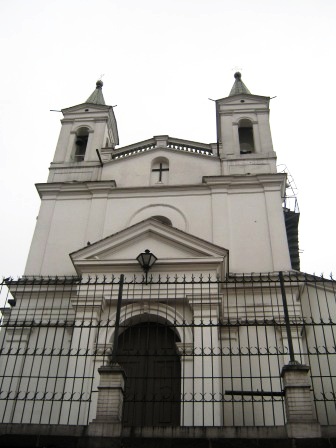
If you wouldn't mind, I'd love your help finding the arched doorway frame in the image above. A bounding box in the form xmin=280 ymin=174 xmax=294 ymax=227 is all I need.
xmin=106 ymin=302 xmax=193 ymax=346
xmin=95 ymin=302 xmax=193 ymax=426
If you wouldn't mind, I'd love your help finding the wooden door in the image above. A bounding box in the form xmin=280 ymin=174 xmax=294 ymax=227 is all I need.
xmin=116 ymin=322 xmax=181 ymax=426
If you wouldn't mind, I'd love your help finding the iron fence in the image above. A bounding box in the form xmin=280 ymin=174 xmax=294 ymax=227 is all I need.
xmin=0 ymin=272 xmax=335 ymax=427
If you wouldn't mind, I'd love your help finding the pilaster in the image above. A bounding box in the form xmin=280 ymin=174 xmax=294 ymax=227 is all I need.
xmin=176 ymin=342 xmax=194 ymax=426
xmin=189 ymin=296 xmax=222 ymax=426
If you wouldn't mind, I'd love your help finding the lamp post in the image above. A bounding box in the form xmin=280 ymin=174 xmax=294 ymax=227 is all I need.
xmin=136 ymin=249 xmax=157 ymax=283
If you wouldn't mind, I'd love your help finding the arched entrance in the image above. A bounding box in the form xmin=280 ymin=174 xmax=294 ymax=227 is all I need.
xmin=116 ymin=322 xmax=181 ymax=426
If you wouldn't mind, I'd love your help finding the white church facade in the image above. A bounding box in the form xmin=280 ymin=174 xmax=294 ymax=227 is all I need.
xmin=0 ymin=74 xmax=335 ymax=447
xmin=25 ymin=74 xmax=290 ymax=277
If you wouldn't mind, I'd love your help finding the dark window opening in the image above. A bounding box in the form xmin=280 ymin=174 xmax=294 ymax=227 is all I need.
xmin=152 ymin=215 xmax=172 ymax=226
xmin=151 ymin=158 xmax=169 ymax=184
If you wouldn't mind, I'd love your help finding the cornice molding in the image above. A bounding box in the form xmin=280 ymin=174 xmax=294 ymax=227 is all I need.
xmin=203 ymin=173 xmax=286 ymax=189
xmin=36 ymin=173 xmax=286 ymax=199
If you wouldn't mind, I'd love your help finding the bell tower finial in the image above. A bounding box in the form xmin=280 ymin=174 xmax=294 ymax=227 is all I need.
xmin=86 ymin=80 xmax=106 ymax=105
xmin=229 ymin=71 xmax=251 ymax=96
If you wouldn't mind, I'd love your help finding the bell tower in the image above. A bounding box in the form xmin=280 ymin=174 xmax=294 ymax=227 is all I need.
xmin=49 ymin=80 xmax=119 ymax=182
xmin=216 ymin=72 xmax=276 ymax=175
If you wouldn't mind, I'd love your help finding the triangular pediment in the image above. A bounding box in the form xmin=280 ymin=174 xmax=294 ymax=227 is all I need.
xmin=70 ymin=218 xmax=229 ymax=276
xmin=62 ymin=103 xmax=112 ymax=114
xmin=217 ymin=94 xmax=270 ymax=105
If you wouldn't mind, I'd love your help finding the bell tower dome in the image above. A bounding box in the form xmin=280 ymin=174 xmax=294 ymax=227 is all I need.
xmin=216 ymin=72 xmax=276 ymax=175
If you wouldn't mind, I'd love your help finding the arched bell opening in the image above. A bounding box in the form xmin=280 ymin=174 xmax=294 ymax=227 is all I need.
xmin=115 ymin=321 xmax=181 ymax=427
xmin=238 ymin=119 xmax=255 ymax=154
xmin=73 ymin=127 xmax=89 ymax=162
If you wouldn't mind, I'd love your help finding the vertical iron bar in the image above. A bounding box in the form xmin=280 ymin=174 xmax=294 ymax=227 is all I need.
xmin=56 ymin=278 xmax=78 ymax=425
xmin=279 ymin=271 xmax=295 ymax=363
xmin=111 ymin=274 xmax=124 ymax=363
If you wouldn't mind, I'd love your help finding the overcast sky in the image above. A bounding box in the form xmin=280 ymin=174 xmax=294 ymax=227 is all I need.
xmin=0 ymin=0 xmax=335 ymax=277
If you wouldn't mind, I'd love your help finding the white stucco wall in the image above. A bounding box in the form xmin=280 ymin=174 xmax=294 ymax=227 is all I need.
xmin=25 ymin=167 xmax=291 ymax=276
xmin=101 ymin=148 xmax=220 ymax=187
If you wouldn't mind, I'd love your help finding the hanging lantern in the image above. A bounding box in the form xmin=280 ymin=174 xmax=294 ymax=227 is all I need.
xmin=136 ymin=249 xmax=157 ymax=282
